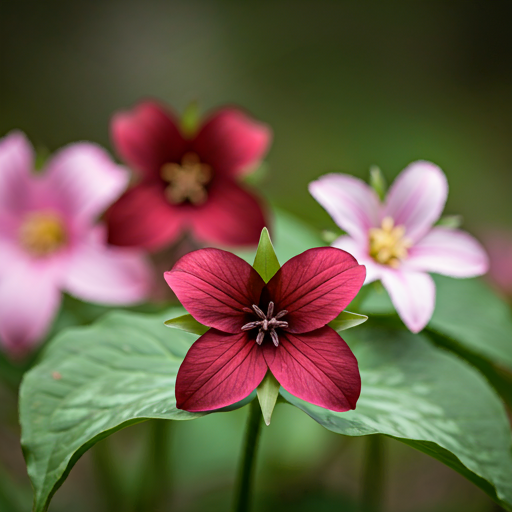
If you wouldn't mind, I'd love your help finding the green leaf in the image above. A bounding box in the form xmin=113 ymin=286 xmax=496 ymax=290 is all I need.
xmin=253 ymin=227 xmax=281 ymax=282
xmin=20 ymin=308 xmax=204 ymax=512
xmin=164 ymin=314 xmax=209 ymax=335
xmin=328 ymin=310 xmax=368 ymax=332
xmin=282 ymin=326 xmax=512 ymax=510
xmin=180 ymin=101 xmax=200 ymax=139
xmin=257 ymin=371 xmax=281 ymax=426
xmin=369 ymin=165 xmax=387 ymax=201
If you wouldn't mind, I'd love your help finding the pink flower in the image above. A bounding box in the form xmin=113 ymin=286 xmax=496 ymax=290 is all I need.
xmin=106 ymin=101 xmax=271 ymax=250
xmin=482 ymin=229 xmax=512 ymax=299
xmin=309 ymin=162 xmax=489 ymax=333
xmin=0 ymin=131 xmax=152 ymax=357
xmin=164 ymin=247 xmax=365 ymax=412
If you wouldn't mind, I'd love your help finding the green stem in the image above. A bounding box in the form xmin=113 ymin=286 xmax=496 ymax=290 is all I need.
xmin=233 ymin=399 xmax=264 ymax=512
xmin=361 ymin=435 xmax=385 ymax=512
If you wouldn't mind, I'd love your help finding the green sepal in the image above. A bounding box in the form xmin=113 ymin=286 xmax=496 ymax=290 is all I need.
xmin=257 ymin=371 xmax=281 ymax=425
xmin=164 ymin=314 xmax=209 ymax=335
xmin=253 ymin=227 xmax=281 ymax=283
xmin=242 ymin=162 xmax=269 ymax=186
xmin=180 ymin=101 xmax=201 ymax=139
xmin=369 ymin=165 xmax=387 ymax=201
xmin=435 ymin=215 xmax=463 ymax=229
xmin=328 ymin=310 xmax=368 ymax=332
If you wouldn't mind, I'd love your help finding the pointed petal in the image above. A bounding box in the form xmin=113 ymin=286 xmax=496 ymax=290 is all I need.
xmin=407 ymin=227 xmax=489 ymax=277
xmin=64 ymin=227 xmax=152 ymax=305
xmin=383 ymin=161 xmax=448 ymax=243
xmin=332 ymin=235 xmax=383 ymax=284
xmin=263 ymin=326 xmax=360 ymax=412
xmin=176 ymin=329 xmax=267 ymax=411
xmin=309 ymin=174 xmax=380 ymax=243
xmin=192 ymin=108 xmax=272 ymax=177
xmin=106 ymin=184 xmax=184 ymax=250
xmin=381 ymin=268 xmax=435 ymax=333
xmin=44 ymin=143 xmax=128 ymax=222
xmin=165 ymin=248 xmax=265 ymax=333
xmin=0 ymin=263 xmax=60 ymax=357
xmin=0 ymin=131 xmax=34 ymax=214
xmin=111 ymin=101 xmax=187 ymax=179
xmin=265 ymin=247 xmax=366 ymax=333
xmin=190 ymin=179 xmax=266 ymax=247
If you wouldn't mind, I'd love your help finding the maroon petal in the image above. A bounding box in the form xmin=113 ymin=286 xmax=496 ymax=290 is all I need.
xmin=265 ymin=247 xmax=366 ymax=333
xmin=111 ymin=101 xmax=188 ymax=180
xmin=189 ymin=178 xmax=266 ymax=247
xmin=106 ymin=183 xmax=184 ymax=250
xmin=165 ymin=248 xmax=265 ymax=333
xmin=263 ymin=326 xmax=361 ymax=412
xmin=176 ymin=329 xmax=268 ymax=412
xmin=192 ymin=107 xmax=272 ymax=177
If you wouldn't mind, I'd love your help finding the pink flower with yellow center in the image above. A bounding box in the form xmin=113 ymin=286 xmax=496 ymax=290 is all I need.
xmin=0 ymin=131 xmax=152 ymax=357
xmin=309 ymin=161 xmax=489 ymax=333
xmin=105 ymin=101 xmax=271 ymax=250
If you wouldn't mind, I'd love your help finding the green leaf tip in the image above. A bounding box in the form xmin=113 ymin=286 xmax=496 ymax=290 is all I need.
xmin=180 ymin=101 xmax=201 ymax=139
xmin=369 ymin=165 xmax=387 ymax=201
xmin=253 ymin=227 xmax=281 ymax=283
xmin=164 ymin=314 xmax=209 ymax=335
xmin=257 ymin=371 xmax=280 ymax=425
xmin=329 ymin=310 xmax=368 ymax=332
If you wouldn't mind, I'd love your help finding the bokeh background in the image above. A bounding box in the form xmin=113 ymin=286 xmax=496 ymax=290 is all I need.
xmin=1 ymin=1 xmax=511 ymax=511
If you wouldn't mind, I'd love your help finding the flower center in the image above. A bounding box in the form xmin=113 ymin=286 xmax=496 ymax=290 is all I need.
xmin=368 ymin=216 xmax=412 ymax=268
xmin=160 ymin=152 xmax=212 ymax=205
xmin=241 ymin=301 xmax=289 ymax=347
xmin=19 ymin=211 xmax=67 ymax=257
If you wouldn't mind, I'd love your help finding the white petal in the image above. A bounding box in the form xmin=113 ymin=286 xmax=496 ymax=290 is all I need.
xmin=381 ymin=268 xmax=435 ymax=333
xmin=407 ymin=227 xmax=489 ymax=277
xmin=309 ymin=174 xmax=380 ymax=243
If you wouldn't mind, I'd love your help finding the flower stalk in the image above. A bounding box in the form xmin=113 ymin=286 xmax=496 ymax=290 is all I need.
xmin=361 ymin=435 xmax=385 ymax=512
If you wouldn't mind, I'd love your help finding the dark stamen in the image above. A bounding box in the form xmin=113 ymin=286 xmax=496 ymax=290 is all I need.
xmin=241 ymin=301 xmax=289 ymax=347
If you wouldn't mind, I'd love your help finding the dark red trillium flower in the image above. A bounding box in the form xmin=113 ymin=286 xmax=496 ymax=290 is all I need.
xmin=106 ymin=101 xmax=271 ymax=250
xmin=164 ymin=247 xmax=366 ymax=412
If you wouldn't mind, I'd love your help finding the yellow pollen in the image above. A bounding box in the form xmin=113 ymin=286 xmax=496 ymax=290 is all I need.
xmin=19 ymin=211 xmax=67 ymax=257
xmin=368 ymin=216 xmax=412 ymax=268
xmin=160 ymin=152 xmax=212 ymax=205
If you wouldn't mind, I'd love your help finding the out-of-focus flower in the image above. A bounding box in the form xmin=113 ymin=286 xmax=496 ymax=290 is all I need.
xmin=106 ymin=101 xmax=271 ymax=250
xmin=482 ymin=229 xmax=512 ymax=299
xmin=0 ymin=131 xmax=152 ymax=357
xmin=309 ymin=162 xmax=489 ymax=333
xmin=164 ymin=247 xmax=365 ymax=412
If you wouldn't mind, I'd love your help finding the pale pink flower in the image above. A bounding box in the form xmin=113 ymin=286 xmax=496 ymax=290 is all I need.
xmin=0 ymin=131 xmax=152 ymax=357
xmin=309 ymin=161 xmax=489 ymax=333
xmin=482 ymin=229 xmax=512 ymax=299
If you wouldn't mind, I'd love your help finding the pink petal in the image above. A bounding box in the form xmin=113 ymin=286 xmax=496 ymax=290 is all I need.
xmin=381 ymin=268 xmax=435 ymax=333
xmin=309 ymin=174 xmax=380 ymax=243
xmin=407 ymin=227 xmax=489 ymax=277
xmin=111 ymin=101 xmax=188 ymax=180
xmin=265 ymin=247 xmax=366 ymax=333
xmin=383 ymin=161 xmax=448 ymax=243
xmin=192 ymin=108 xmax=272 ymax=177
xmin=263 ymin=326 xmax=360 ymax=412
xmin=64 ymin=227 xmax=152 ymax=305
xmin=189 ymin=178 xmax=266 ymax=247
xmin=106 ymin=184 xmax=184 ymax=250
xmin=0 ymin=262 xmax=60 ymax=357
xmin=483 ymin=230 xmax=512 ymax=297
xmin=0 ymin=131 xmax=35 ymax=214
xmin=165 ymin=248 xmax=265 ymax=333
xmin=332 ymin=235 xmax=383 ymax=284
xmin=44 ymin=143 xmax=128 ymax=223
xmin=175 ymin=329 xmax=267 ymax=411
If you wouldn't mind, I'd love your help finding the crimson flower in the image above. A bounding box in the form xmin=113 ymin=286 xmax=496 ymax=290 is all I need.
xmin=106 ymin=101 xmax=271 ymax=250
xmin=164 ymin=247 xmax=366 ymax=412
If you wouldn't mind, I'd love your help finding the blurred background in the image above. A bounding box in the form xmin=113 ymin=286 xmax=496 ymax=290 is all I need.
xmin=1 ymin=1 xmax=511 ymax=511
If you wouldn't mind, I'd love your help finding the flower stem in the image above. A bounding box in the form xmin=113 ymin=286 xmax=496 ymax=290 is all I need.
xmin=360 ymin=434 xmax=386 ymax=512
xmin=233 ymin=398 xmax=264 ymax=512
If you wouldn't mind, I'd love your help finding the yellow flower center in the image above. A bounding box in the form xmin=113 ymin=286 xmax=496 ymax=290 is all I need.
xmin=160 ymin=152 xmax=212 ymax=205
xmin=19 ymin=211 xmax=67 ymax=257
xmin=368 ymin=216 xmax=412 ymax=268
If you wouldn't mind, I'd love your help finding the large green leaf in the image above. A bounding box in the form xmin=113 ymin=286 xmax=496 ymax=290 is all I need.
xmin=282 ymin=326 xmax=512 ymax=510
xmin=19 ymin=307 xmax=204 ymax=512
